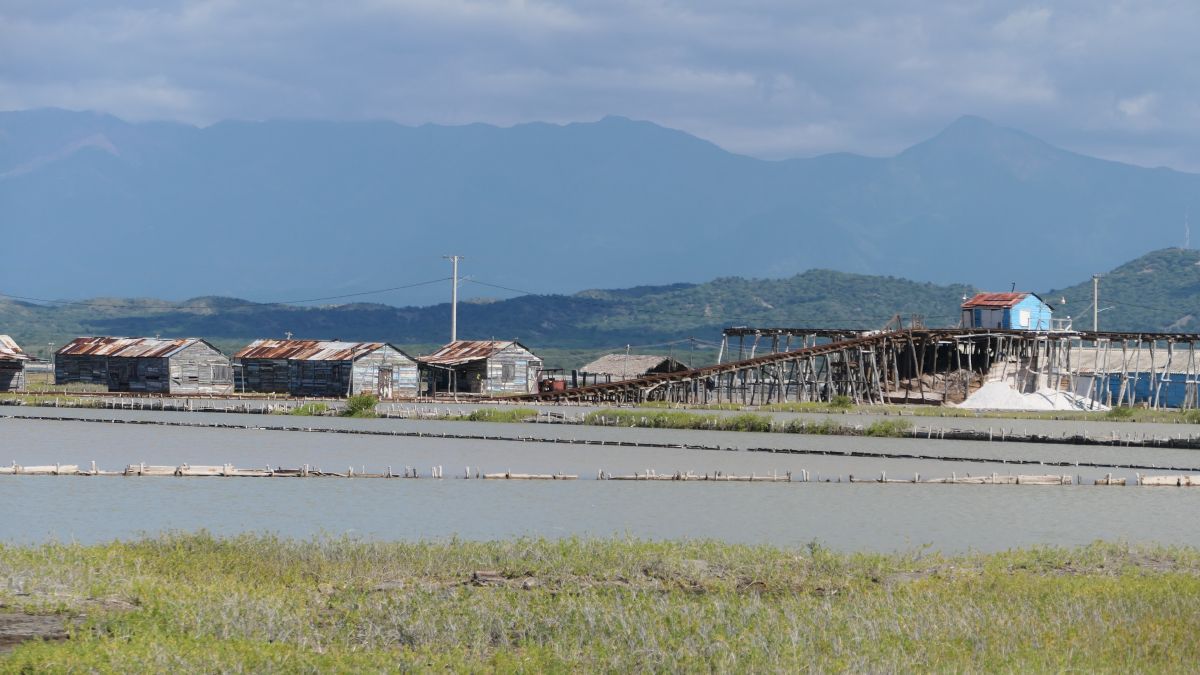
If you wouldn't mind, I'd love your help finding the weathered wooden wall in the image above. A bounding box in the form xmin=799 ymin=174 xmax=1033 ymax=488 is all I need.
xmin=288 ymin=360 xmax=353 ymax=397
xmin=167 ymin=342 xmax=234 ymax=395
xmin=235 ymin=347 xmax=418 ymax=398
xmin=55 ymin=355 xmax=109 ymax=386
xmin=0 ymin=362 xmax=25 ymax=391
xmin=350 ymin=346 xmax=419 ymax=399
xmin=105 ymin=357 xmax=170 ymax=393
xmin=234 ymin=358 xmax=291 ymax=394
xmin=56 ymin=345 xmax=233 ymax=394
xmin=483 ymin=344 xmax=542 ymax=395
xmin=419 ymin=346 xmax=542 ymax=395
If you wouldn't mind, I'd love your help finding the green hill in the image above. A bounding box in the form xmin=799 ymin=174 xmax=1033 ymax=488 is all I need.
xmin=3 ymin=248 xmax=1199 ymax=368
xmin=1045 ymin=248 xmax=1200 ymax=332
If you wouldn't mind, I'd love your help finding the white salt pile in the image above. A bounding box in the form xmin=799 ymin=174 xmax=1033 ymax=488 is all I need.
xmin=956 ymin=381 xmax=1109 ymax=412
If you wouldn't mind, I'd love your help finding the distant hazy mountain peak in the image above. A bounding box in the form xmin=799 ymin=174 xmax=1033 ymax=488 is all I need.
xmin=3 ymin=108 xmax=1200 ymax=300
xmin=904 ymin=113 xmax=1052 ymax=153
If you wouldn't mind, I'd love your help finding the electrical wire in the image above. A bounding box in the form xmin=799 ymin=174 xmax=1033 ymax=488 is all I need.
xmin=5 ymin=268 xmax=970 ymax=334
xmin=0 ymin=277 xmax=453 ymax=310
xmin=462 ymin=278 xmax=540 ymax=296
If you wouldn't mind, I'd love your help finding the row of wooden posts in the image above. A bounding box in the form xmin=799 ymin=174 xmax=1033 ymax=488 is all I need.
xmin=543 ymin=329 xmax=1200 ymax=407
xmin=2 ymin=462 xmax=1198 ymax=485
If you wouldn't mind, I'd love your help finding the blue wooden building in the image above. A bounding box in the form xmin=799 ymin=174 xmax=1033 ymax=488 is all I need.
xmin=961 ymin=292 xmax=1053 ymax=330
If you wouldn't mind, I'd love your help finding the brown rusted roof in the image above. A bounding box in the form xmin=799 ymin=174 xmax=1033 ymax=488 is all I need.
xmin=962 ymin=292 xmax=1030 ymax=309
xmin=0 ymin=335 xmax=31 ymax=362
xmin=56 ymin=336 xmax=213 ymax=359
xmin=233 ymin=339 xmax=405 ymax=362
xmin=418 ymin=340 xmax=535 ymax=366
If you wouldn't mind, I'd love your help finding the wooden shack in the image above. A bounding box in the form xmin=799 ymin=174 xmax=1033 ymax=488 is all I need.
xmin=418 ymin=340 xmax=543 ymax=396
xmin=0 ymin=335 xmax=31 ymax=391
xmin=55 ymin=337 xmax=234 ymax=395
xmin=578 ymin=353 xmax=688 ymax=384
xmin=962 ymin=292 xmax=1053 ymax=330
xmin=232 ymin=339 xmax=418 ymax=399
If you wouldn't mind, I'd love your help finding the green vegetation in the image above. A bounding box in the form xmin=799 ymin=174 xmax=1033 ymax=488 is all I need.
xmin=285 ymin=402 xmax=330 ymax=417
xmin=864 ymin=418 xmax=915 ymax=437
xmin=586 ymin=410 xmax=779 ymax=432
xmin=1105 ymin=406 xmax=1137 ymax=421
xmin=583 ymin=409 xmax=907 ymax=437
xmin=761 ymin=399 xmax=864 ymax=414
xmin=1047 ymin=248 xmax=1200 ymax=332
xmin=3 ymin=535 xmax=1200 ymax=671
xmin=341 ymin=394 xmax=379 ymax=418
xmin=6 ymin=249 xmax=1200 ymax=371
xmin=458 ymin=407 xmax=539 ymax=423
xmin=0 ymin=392 xmax=98 ymax=408
xmin=636 ymin=401 xmax=745 ymax=411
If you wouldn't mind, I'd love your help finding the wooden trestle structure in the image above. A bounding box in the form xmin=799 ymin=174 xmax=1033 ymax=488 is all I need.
xmin=517 ymin=328 xmax=1200 ymax=407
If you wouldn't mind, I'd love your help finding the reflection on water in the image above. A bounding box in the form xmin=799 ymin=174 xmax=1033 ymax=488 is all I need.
xmin=2 ymin=413 xmax=1200 ymax=552
xmin=5 ymin=478 xmax=1200 ymax=554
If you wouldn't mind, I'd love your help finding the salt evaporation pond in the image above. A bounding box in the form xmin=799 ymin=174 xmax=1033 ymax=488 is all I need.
xmin=3 ymin=411 xmax=1200 ymax=553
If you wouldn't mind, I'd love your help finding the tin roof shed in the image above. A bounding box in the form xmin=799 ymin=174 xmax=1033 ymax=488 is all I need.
xmin=418 ymin=340 xmax=529 ymax=366
xmin=962 ymin=292 xmax=1054 ymax=310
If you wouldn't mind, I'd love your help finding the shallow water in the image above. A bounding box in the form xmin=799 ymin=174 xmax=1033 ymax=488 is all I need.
xmin=3 ymin=413 xmax=1200 ymax=552
xmin=8 ymin=407 xmax=1200 ymax=471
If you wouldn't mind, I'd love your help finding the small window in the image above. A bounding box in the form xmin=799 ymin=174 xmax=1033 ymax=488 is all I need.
xmin=501 ymin=364 xmax=515 ymax=382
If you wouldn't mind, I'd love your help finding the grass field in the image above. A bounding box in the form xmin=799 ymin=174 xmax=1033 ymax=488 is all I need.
xmin=2 ymin=535 xmax=1199 ymax=671
xmin=585 ymin=409 xmax=914 ymax=437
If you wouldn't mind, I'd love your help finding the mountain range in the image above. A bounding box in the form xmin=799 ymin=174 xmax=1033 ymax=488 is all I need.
xmin=2 ymin=109 xmax=1198 ymax=305
xmin=3 ymin=248 xmax=1199 ymax=368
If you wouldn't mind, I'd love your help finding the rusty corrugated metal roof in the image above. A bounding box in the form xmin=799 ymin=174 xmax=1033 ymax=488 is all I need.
xmin=56 ymin=336 xmax=207 ymax=359
xmin=0 ymin=335 xmax=30 ymax=362
xmin=233 ymin=339 xmax=390 ymax=362
xmin=418 ymin=340 xmax=529 ymax=366
xmin=962 ymin=292 xmax=1030 ymax=309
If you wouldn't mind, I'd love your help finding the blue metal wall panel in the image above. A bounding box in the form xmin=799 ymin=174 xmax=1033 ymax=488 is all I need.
xmin=1010 ymin=295 xmax=1052 ymax=330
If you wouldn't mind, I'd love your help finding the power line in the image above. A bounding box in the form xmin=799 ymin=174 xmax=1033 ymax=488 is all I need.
xmin=262 ymin=277 xmax=453 ymax=305
xmin=0 ymin=277 xmax=453 ymax=310
xmin=1107 ymin=298 xmax=1187 ymax=314
xmin=463 ymin=278 xmax=540 ymax=296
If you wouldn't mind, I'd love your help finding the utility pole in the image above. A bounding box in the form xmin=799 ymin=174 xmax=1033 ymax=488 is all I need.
xmin=1092 ymin=274 xmax=1101 ymax=332
xmin=443 ymin=255 xmax=463 ymax=342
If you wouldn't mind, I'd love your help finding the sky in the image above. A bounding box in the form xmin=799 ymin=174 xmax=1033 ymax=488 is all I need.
xmin=2 ymin=0 xmax=1199 ymax=170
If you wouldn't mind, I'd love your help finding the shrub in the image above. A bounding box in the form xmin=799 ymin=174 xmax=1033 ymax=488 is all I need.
xmin=829 ymin=395 xmax=854 ymax=410
xmin=782 ymin=418 xmax=843 ymax=435
xmin=864 ymin=419 xmax=913 ymax=437
xmin=289 ymin=403 xmax=330 ymax=417
xmin=343 ymin=394 xmax=379 ymax=418
xmin=464 ymin=408 xmax=538 ymax=423
xmin=1104 ymin=406 xmax=1136 ymax=421
xmin=716 ymin=413 xmax=774 ymax=433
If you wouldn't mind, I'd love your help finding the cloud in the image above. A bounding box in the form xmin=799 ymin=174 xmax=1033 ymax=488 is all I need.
xmin=994 ymin=7 xmax=1052 ymax=40
xmin=4 ymin=1 xmax=1200 ymax=168
xmin=1117 ymin=93 xmax=1158 ymax=122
